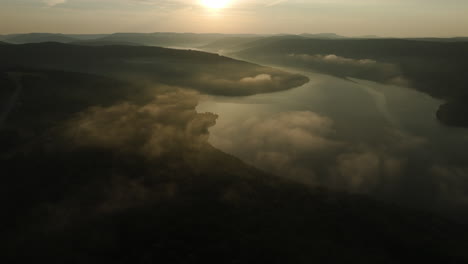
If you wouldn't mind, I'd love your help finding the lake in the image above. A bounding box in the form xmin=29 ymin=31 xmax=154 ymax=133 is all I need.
xmin=197 ymin=68 xmax=468 ymax=211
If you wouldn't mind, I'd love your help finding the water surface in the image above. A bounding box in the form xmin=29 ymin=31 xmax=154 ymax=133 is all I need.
xmin=197 ymin=69 xmax=468 ymax=209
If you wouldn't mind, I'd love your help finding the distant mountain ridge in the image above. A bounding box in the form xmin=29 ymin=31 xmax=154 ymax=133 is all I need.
xmin=68 ymin=40 xmax=142 ymax=46
xmin=300 ymin=33 xmax=348 ymax=39
xmin=1 ymin=32 xmax=468 ymax=46
xmin=95 ymin=32 xmax=258 ymax=47
xmin=3 ymin=33 xmax=77 ymax=44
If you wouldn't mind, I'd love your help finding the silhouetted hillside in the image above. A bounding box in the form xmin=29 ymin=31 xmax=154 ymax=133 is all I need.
xmin=235 ymin=38 xmax=468 ymax=62
xmin=407 ymin=37 xmax=468 ymax=42
xmin=65 ymin=34 xmax=109 ymax=40
xmin=300 ymin=33 xmax=348 ymax=39
xmin=358 ymin=35 xmax=382 ymax=39
xmin=198 ymin=36 xmax=263 ymax=53
xmin=95 ymin=32 xmax=231 ymax=47
xmin=0 ymin=42 xmax=308 ymax=96
xmin=69 ymin=40 xmax=143 ymax=46
xmin=0 ymin=33 xmax=261 ymax=47
xmin=3 ymin=33 xmax=77 ymax=44
xmin=1 ymin=68 xmax=468 ymax=264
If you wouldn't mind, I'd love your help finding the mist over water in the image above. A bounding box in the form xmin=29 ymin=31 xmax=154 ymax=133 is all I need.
xmin=3 ymin=0 xmax=468 ymax=258
xmin=198 ymin=69 xmax=468 ymax=212
xmin=2 ymin=36 xmax=468 ymax=262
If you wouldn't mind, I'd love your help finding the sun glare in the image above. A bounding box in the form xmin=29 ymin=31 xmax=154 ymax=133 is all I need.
xmin=201 ymin=0 xmax=230 ymax=9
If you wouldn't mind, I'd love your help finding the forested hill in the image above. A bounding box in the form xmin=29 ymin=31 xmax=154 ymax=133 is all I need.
xmin=0 ymin=42 xmax=309 ymax=96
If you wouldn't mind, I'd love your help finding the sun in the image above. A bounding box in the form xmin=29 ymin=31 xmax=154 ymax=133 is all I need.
xmin=201 ymin=0 xmax=230 ymax=9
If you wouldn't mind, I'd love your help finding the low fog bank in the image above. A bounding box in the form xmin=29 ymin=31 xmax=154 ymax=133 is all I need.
xmin=211 ymin=109 xmax=468 ymax=212
xmin=286 ymin=54 xmax=407 ymax=86
xmin=232 ymin=38 xmax=468 ymax=127
xmin=4 ymin=68 xmax=468 ymax=263
xmin=63 ymin=90 xmax=218 ymax=157
xmin=3 ymin=67 xmax=468 ymax=263
xmin=199 ymin=72 xmax=468 ymax=218
xmin=2 ymin=39 xmax=468 ymax=263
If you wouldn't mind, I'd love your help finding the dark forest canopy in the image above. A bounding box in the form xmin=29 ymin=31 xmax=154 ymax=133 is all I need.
xmin=2 ymin=35 xmax=468 ymax=263
xmin=0 ymin=42 xmax=308 ymax=96
xmin=2 ymin=68 xmax=468 ymax=264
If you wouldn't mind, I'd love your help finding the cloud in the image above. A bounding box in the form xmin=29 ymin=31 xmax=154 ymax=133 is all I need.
xmin=62 ymin=90 xmax=218 ymax=157
xmin=205 ymin=105 xmax=436 ymax=201
xmin=195 ymin=70 xmax=308 ymax=96
xmin=287 ymin=53 xmax=406 ymax=85
xmin=208 ymin=109 xmax=410 ymax=191
xmin=330 ymin=150 xmax=405 ymax=193
xmin=240 ymin=73 xmax=272 ymax=83
xmin=20 ymin=89 xmax=223 ymax=229
xmin=209 ymin=111 xmax=343 ymax=184
xmin=246 ymin=111 xmax=337 ymax=151
xmin=299 ymin=54 xmax=377 ymax=65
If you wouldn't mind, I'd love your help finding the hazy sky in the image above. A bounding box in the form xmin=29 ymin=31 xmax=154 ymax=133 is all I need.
xmin=1 ymin=0 xmax=467 ymax=37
